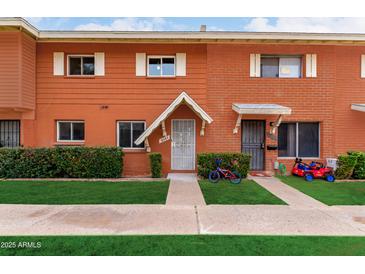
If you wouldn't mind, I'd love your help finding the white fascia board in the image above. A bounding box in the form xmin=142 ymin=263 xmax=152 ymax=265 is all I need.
xmin=37 ymin=30 xmax=365 ymax=42
xmin=0 ymin=18 xmax=39 ymax=37
xmin=351 ymin=104 xmax=365 ymax=112
xmin=232 ymin=103 xmax=292 ymax=115
xmin=135 ymin=91 xmax=213 ymax=145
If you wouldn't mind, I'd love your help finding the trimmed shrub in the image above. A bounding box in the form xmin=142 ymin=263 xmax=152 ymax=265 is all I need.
xmin=352 ymin=152 xmax=365 ymax=179
xmin=0 ymin=147 xmax=124 ymax=178
xmin=149 ymin=152 xmax=162 ymax=178
xmin=335 ymin=151 xmax=365 ymax=180
xmin=197 ymin=152 xmax=251 ymax=179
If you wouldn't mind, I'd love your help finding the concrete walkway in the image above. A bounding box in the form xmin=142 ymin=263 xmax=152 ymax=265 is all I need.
xmin=249 ymin=175 xmax=327 ymax=208
xmin=166 ymin=173 xmax=206 ymax=206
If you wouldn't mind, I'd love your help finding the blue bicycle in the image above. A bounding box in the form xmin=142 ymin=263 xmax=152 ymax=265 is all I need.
xmin=208 ymin=159 xmax=242 ymax=184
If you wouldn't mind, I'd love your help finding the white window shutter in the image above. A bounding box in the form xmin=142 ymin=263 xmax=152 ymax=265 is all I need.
xmin=311 ymin=54 xmax=317 ymax=77
xmin=361 ymin=55 xmax=365 ymax=78
xmin=53 ymin=52 xmax=64 ymax=76
xmin=136 ymin=53 xmax=146 ymax=76
xmin=306 ymin=54 xmax=312 ymax=77
xmin=306 ymin=54 xmax=317 ymax=78
xmin=250 ymin=53 xmax=261 ymax=77
xmin=176 ymin=53 xmax=186 ymax=76
xmin=255 ymin=54 xmax=261 ymax=77
xmin=94 ymin=52 xmax=105 ymax=76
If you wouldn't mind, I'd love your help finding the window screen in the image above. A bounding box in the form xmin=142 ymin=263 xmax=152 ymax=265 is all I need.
xmin=298 ymin=123 xmax=319 ymax=158
xmin=261 ymin=57 xmax=279 ymax=78
xmin=278 ymin=123 xmax=296 ymax=157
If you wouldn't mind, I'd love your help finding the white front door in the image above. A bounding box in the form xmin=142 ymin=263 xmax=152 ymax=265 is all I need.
xmin=171 ymin=119 xmax=196 ymax=170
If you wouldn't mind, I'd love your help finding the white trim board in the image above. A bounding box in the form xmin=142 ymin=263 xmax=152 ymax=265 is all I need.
xmin=134 ymin=91 xmax=213 ymax=145
xmin=232 ymin=103 xmax=292 ymax=115
xmin=351 ymin=104 xmax=365 ymax=112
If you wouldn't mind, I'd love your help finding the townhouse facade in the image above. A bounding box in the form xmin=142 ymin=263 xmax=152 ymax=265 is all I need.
xmin=0 ymin=18 xmax=365 ymax=176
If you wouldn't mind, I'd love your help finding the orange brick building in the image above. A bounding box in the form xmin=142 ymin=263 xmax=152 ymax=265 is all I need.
xmin=0 ymin=18 xmax=364 ymax=176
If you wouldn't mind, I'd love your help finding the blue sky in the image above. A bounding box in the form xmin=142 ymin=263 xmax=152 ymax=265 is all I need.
xmin=25 ymin=17 xmax=365 ymax=33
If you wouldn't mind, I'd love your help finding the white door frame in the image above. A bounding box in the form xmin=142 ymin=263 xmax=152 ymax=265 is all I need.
xmin=171 ymin=119 xmax=196 ymax=170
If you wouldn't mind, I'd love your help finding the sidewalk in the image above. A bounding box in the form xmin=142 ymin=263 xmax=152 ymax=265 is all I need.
xmin=0 ymin=204 xmax=364 ymax=236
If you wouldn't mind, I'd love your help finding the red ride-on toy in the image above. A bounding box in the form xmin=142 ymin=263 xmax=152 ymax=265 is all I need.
xmin=292 ymin=158 xmax=335 ymax=182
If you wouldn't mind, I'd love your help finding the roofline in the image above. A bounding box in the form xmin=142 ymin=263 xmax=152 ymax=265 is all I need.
xmin=4 ymin=17 xmax=365 ymax=44
xmin=0 ymin=17 xmax=39 ymax=37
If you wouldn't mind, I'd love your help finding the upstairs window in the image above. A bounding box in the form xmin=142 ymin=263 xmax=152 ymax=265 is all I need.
xmin=147 ymin=56 xmax=175 ymax=77
xmin=57 ymin=121 xmax=85 ymax=142
xmin=278 ymin=122 xmax=320 ymax=158
xmin=68 ymin=55 xmax=95 ymax=76
xmin=261 ymin=56 xmax=302 ymax=78
xmin=117 ymin=121 xmax=145 ymax=148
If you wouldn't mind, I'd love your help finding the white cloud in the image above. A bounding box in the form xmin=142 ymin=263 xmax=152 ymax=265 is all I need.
xmin=75 ymin=17 xmax=167 ymax=31
xmin=244 ymin=17 xmax=365 ymax=33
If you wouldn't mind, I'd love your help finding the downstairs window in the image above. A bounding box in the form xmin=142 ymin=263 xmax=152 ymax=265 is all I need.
xmin=0 ymin=120 xmax=20 ymax=148
xmin=57 ymin=121 xmax=85 ymax=142
xmin=117 ymin=121 xmax=145 ymax=148
xmin=278 ymin=122 xmax=320 ymax=158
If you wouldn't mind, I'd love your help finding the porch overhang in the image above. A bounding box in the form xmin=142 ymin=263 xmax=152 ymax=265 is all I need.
xmin=232 ymin=103 xmax=292 ymax=134
xmin=134 ymin=91 xmax=213 ymax=150
xmin=351 ymin=104 xmax=365 ymax=112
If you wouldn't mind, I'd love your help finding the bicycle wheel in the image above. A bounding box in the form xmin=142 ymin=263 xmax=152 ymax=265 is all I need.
xmin=208 ymin=170 xmax=220 ymax=183
xmin=230 ymin=171 xmax=242 ymax=184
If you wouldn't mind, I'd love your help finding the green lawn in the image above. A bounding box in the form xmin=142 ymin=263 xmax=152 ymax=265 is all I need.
xmin=1 ymin=235 xmax=365 ymax=255
xmin=279 ymin=175 xmax=365 ymax=205
xmin=0 ymin=180 xmax=169 ymax=204
xmin=199 ymin=179 xmax=286 ymax=205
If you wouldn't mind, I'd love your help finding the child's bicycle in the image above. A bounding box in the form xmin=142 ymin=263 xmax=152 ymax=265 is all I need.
xmin=208 ymin=158 xmax=242 ymax=184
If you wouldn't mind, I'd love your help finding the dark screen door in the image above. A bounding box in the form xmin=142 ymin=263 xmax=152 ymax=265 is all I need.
xmin=242 ymin=120 xmax=265 ymax=170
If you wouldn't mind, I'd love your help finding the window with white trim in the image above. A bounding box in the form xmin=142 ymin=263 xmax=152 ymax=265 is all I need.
xmin=278 ymin=122 xmax=319 ymax=158
xmin=147 ymin=56 xmax=175 ymax=77
xmin=57 ymin=121 xmax=85 ymax=142
xmin=261 ymin=55 xmax=302 ymax=78
xmin=68 ymin=55 xmax=95 ymax=76
xmin=118 ymin=121 xmax=145 ymax=148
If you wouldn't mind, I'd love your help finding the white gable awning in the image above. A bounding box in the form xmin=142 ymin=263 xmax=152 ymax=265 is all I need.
xmin=351 ymin=104 xmax=365 ymax=112
xmin=232 ymin=103 xmax=292 ymax=134
xmin=232 ymin=103 xmax=292 ymax=115
xmin=135 ymin=91 xmax=213 ymax=146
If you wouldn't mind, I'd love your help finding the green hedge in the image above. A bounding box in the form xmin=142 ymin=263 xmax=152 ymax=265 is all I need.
xmin=197 ymin=152 xmax=251 ymax=179
xmin=149 ymin=152 xmax=162 ymax=178
xmin=0 ymin=147 xmax=124 ymax=178
xmin=335 ymin=151 xmax=365 ymax=180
